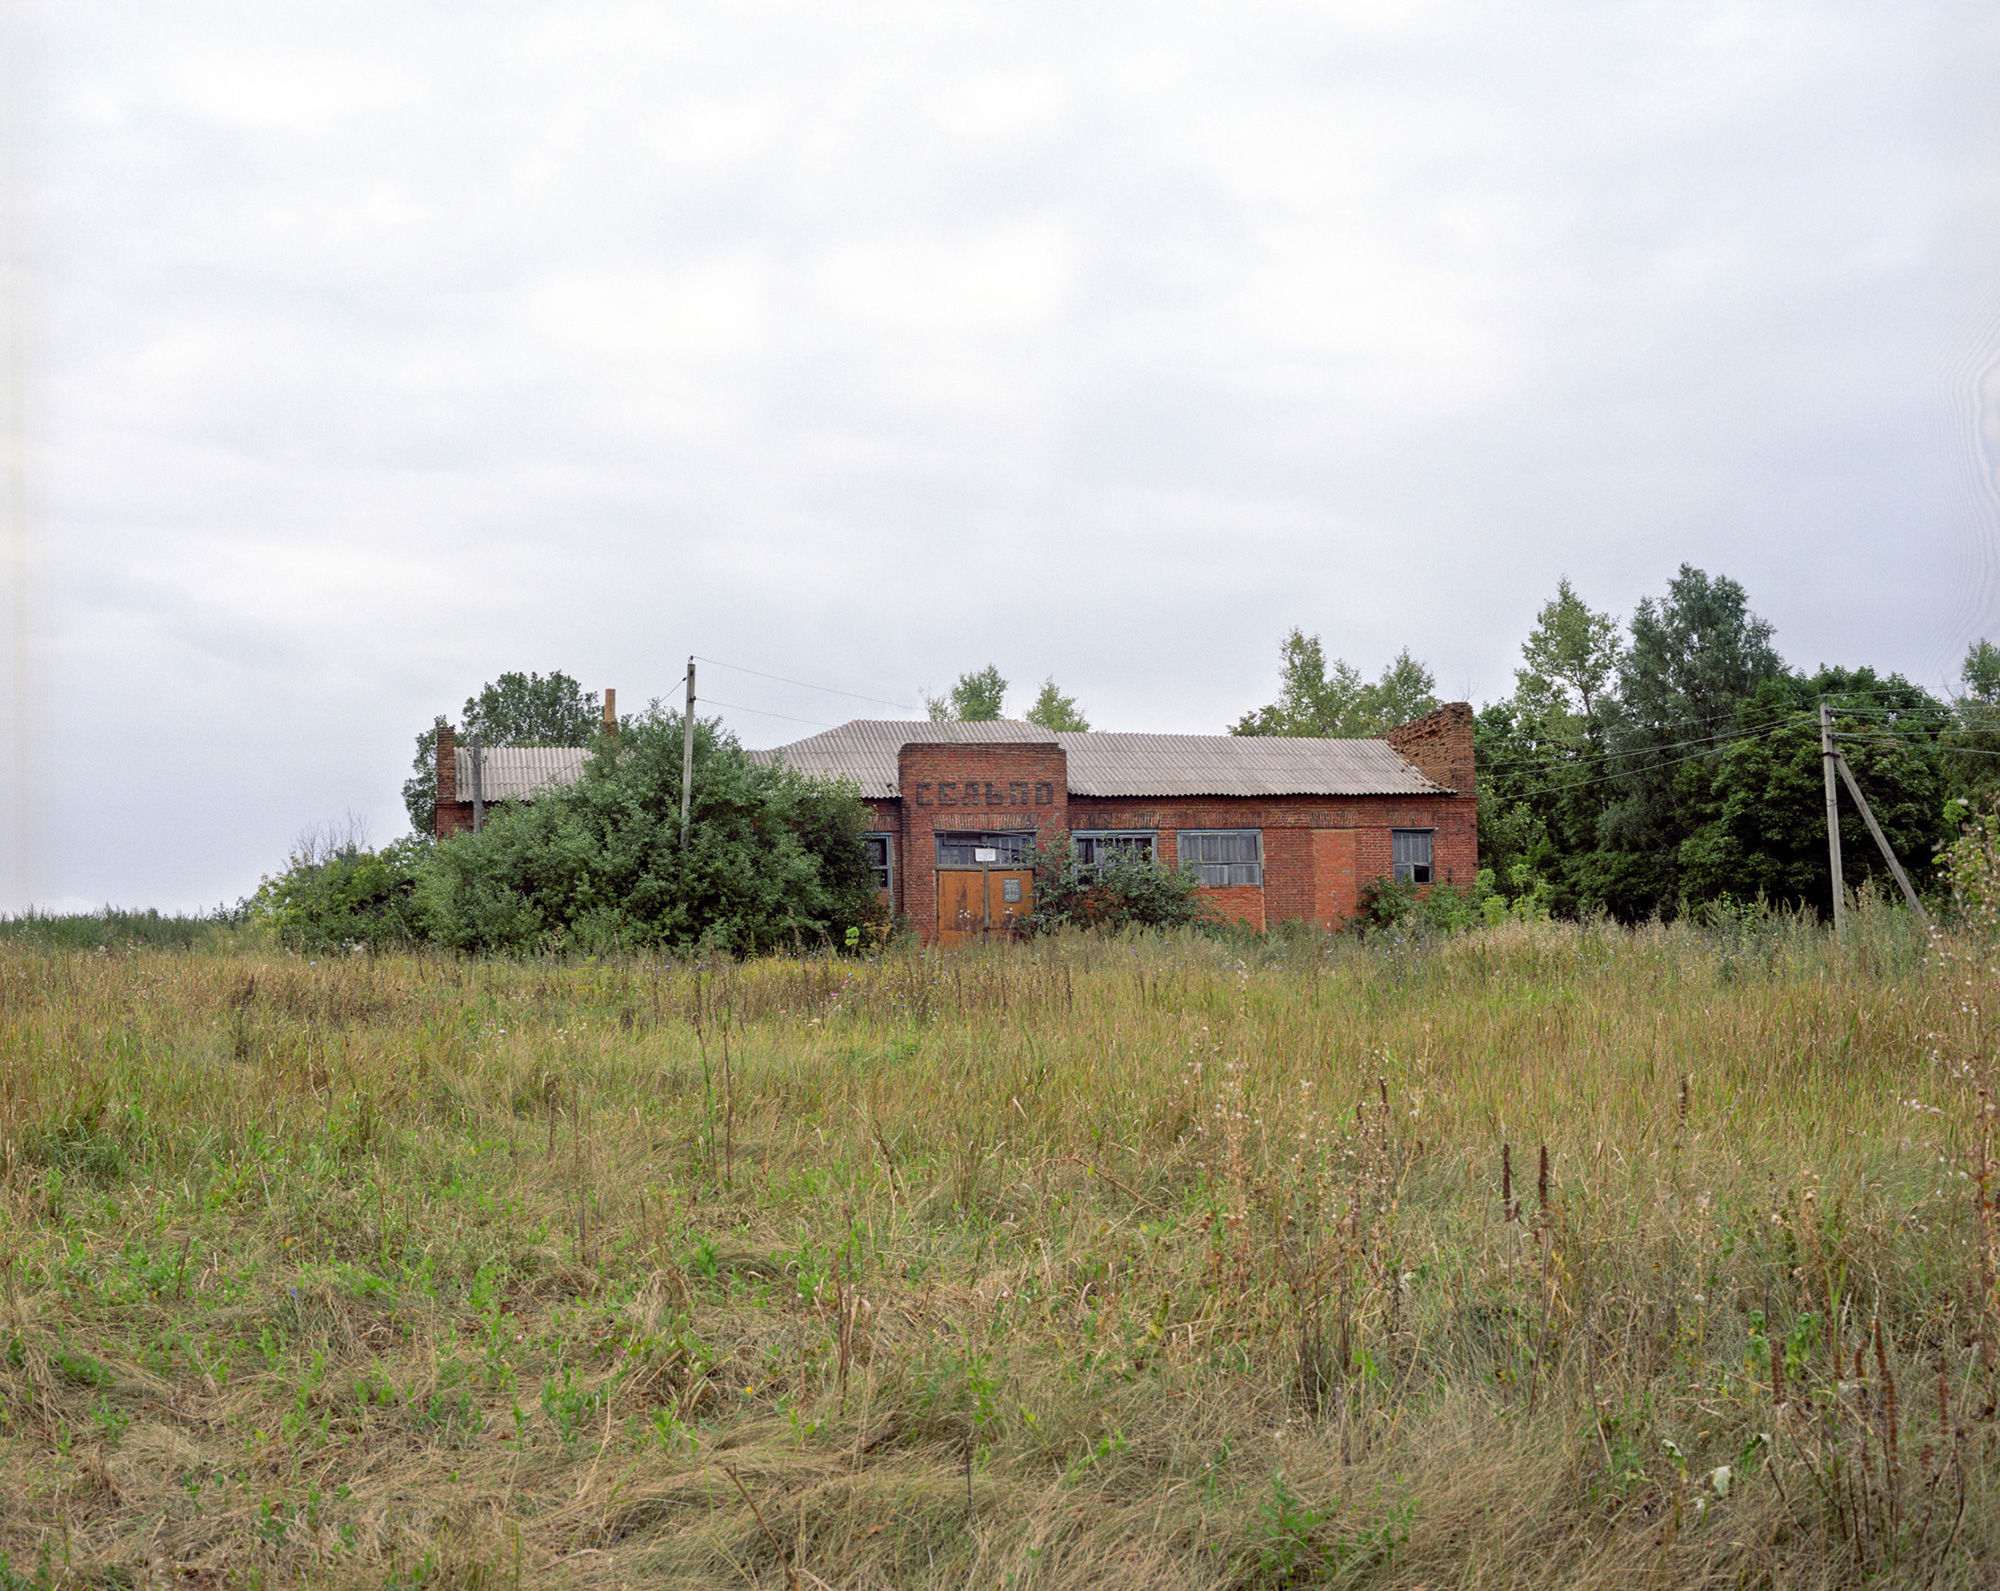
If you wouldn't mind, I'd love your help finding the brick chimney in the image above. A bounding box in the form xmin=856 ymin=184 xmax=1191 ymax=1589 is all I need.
xmin=603 ymin=688 xmax=617 ymax=737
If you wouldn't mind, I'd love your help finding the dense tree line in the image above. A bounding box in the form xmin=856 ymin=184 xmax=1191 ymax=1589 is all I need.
xmin=1241 ymin=567 xmax=1994 ymax=923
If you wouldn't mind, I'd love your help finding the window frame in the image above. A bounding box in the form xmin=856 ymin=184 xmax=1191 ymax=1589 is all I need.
xmin=1069 ymin=829 xmax=1158 ymax=873
xmin=1176 ymin=828 xmax=1264 ymax=887
xmin=862 ymin=832 xmax=895 ymax=913
xmin=933 ymin=830 xmax=1036 ymax=869
xmin=1391 ymin=828 xmax=1434 ymax=886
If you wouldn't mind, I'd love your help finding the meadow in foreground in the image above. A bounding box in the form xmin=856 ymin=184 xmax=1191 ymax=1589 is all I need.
xmin=1 ymin=907 xmax=1996 ymax=1588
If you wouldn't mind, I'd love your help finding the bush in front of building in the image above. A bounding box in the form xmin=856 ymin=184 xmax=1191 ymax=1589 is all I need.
xmin=1348 ymin=870 xmax=1518 ymax=938
xmin=414 ymin=709 xmax=881 ymax=956
xmin=1026 ymin=839 xmax=1216 ymax=935
xmin=252 ymin=833 xmax=430 ymax=953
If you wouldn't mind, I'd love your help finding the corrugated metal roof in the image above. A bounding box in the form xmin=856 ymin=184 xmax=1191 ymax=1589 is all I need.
xmin=1058 ymin=732 xmax=1443 ymax=797
xmin=756 ymin=720 xmax=1445 ymax=799
xmin=748 ymin=720 xmax=1056 ymax=798
xmin=453 ymin=745 xmax=589 ymax=802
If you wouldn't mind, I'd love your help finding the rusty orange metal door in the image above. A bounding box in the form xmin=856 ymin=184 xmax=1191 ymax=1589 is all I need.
xmin=936 ymin=870 xmax=1033 ymax=947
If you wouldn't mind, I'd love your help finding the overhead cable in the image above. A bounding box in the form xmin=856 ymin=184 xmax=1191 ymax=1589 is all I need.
xmin=693 ymin=655 xmax=916 ymax=712
xmin=1476 ymin=709 xmax=1814 ymax=777
xmin=1488 ymin=735 xmax=1790 ymax=804
xmin=699 ymin=697 xmax=838 ymax=729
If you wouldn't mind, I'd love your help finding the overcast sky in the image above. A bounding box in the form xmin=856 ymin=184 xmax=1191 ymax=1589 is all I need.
xmin=2 ymin=0 xmax=1996 ymax=913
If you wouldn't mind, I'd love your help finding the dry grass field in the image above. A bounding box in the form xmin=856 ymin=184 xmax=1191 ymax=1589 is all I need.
xmin=2 ymin=907 xmax=1997 ymax=1588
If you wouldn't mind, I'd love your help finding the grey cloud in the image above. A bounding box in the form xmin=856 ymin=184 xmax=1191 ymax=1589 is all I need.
xmin=5 ymin=0 xmax=1993 ymax=909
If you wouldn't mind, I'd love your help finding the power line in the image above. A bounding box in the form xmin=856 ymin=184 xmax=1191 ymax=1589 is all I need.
xmin=1477 ymin=708 xmax=1815 ymax=777
xmin=1825 ymin=704 xmax=1958 ymax=719
xmin=693 ymin=655 xmax=916 ymax=713
xmin=1835 ymin=732 xmax=2000 ymax=759
xmin=1480 ymin=693 xmax=1978 ymax=781
xmin=1490 ymin=733 xmax=1791 ymax=803
xmin=700 ymin=697 xmax=838 ymax=729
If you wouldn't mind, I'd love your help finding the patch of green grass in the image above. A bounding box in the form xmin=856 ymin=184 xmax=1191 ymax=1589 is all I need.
xmin=0 ymin=912 xmax=1994 ymax=1586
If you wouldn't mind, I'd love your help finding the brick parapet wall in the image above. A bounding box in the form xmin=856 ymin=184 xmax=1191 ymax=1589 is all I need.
xmin=895 ymin=742 xmax=1068 ymax=942
xmin=1381 ymin=702 xmax=1477 ymax=797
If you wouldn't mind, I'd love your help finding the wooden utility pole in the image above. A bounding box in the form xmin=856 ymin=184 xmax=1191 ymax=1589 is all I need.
xmin=680 ymin=658 xmax=696 ymax=851
xmin=1834 ymin=752 xmax=1930 ymax=924
xmin=469 ymin=730 xmax=485 ymax=834
xmin=1820 ymin=698 xmax=1845 ymax=940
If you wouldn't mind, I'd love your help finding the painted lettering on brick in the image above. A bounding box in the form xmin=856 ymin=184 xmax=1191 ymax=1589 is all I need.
xmin=938 ymin=782 xmax=957 ymax=807
xmin=1009 ymin=781 xmax=1029 ymax=806
xmin=1034 ymin=782 xmax=1054 ymax=806
xmin=985 ymin=782 xmax=1003 ymax=807
xmin=914 ymin=782 xmax=932 ymax=806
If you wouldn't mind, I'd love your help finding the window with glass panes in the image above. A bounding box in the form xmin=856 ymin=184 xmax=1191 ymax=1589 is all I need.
xmin=863 ymin=834 xmax=894 ymax=908
xmin=1177 ymin=829 xmax=1263 ymax=886
xmin=1391 ymin=829 xmax=1433 ymax=885
xmin=1071 ymin=831 xmax=1156 ymax=871
xmin=934 ymin=831 xmax=1035 ymax=867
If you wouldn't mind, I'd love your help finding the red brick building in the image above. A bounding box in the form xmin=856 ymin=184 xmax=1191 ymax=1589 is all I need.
xmin=432 ymin=721 xmax=590 ymax=840
xmin=761 ymin=705 xmax=1478 ymax=943
xmin=431 ymin=693 xmax=615 ymax=840
xmin=431 ymin=701 xmax=1477 ymax=943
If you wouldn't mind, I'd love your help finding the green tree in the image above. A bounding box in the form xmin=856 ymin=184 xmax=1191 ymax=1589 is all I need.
xmin=403 ymin=671 xmax=603 ymax=835
xmin=1025 ymin=677 xmax=1090 ymax=732
xmin=1943 ymin=638 xmax=2000 ymax=810
xmin=1475 ymin=581 xmax=1624 ymax=913
xmin=1232 ymin=632 xmax=1437 ymax=737
xmin=1472 ymin=700 xmax=1564 ymax=906
xmin=1588 ymin=567 xmax=1788 ymax=915
xmin=1618 ymin=567 xmax=1783 ymax=742
xmin=1514 ymin=577 xmax=1622 ymax=729
xmin=416 ymin=707 xmax=877 ymax=956
xmin=1675 ymin=670 xmax=1949 ymax=918
xmin=924 ymin=665 xmax=1008 ymax=722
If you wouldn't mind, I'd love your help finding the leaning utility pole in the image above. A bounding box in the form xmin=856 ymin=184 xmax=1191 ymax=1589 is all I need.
xmin=1833 ymin=751 xmax=1930 ymax=925
xmin=680 ymin=657 xmax=696 ymax=851
xmin=1820 ymin=698 xmax=1845 ymax=941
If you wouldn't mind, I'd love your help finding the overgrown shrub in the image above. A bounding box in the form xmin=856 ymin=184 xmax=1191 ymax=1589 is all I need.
xmin=252 ymin=834 xmax=429 ymax=953
xmin=1025 ymin=838 xmax=1215 ymax=935
xmin=1348 ymin=872 xmax=1506 ymax=937
xmin=1939 ymin=801 xmax=2000 ymax=933
xmin=416 ymin=709 xmax=880 ymax=955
